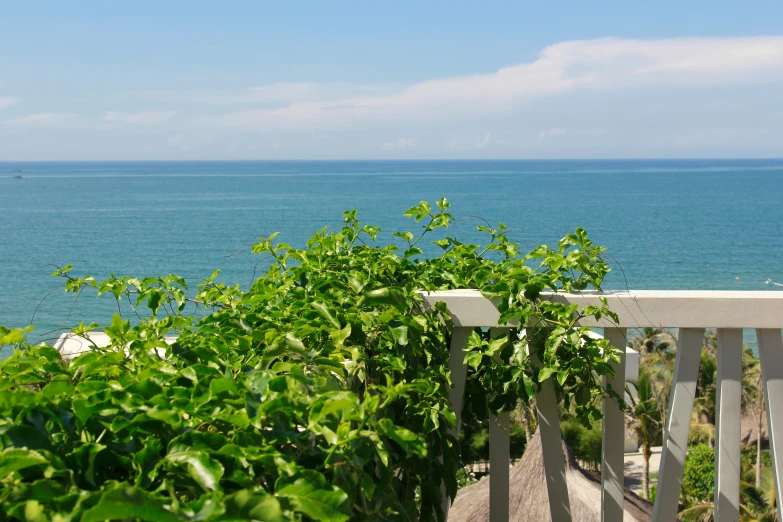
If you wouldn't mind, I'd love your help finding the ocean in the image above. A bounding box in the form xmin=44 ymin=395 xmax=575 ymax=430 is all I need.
xmin=1 ymin=160 xmax=782 ymax=351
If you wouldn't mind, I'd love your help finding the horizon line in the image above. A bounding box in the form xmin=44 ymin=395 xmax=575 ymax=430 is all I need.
xmin=2 ymin=157 xmax=783 ymax=163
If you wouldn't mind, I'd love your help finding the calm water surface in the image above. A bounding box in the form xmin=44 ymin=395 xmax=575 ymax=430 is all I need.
xmin=1 ymin=160 xmax=782 ymax=350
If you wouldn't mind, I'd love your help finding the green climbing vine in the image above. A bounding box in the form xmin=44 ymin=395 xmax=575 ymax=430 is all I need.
xmin=0 ymin=198 xmax=620 ymax=521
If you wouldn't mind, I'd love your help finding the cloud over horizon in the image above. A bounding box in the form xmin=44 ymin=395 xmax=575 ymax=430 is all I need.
xmin=4 ymin=112 xmax=81 ymax=126
xmin=200 ymin=36 xmax=783 ymax=132
xmin=104 ymin=111 xmax=178 ymax=124
xmin=2 ymin=35 xmax=783 ymax=159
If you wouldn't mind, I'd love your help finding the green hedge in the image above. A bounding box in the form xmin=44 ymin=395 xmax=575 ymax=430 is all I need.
xmin=682 ymin=444 xmax=714 ymax=506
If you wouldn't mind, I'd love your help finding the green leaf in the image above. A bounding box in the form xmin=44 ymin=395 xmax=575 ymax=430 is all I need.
xmin=464 ymin=351 xmax=483 ymax=370
xmin=538 ymin=367 xmax=557 ymax=382
xmin=359 ymin=287 xmax=408 ymax=311
xmin=81 ymin=487 xmax=181 ymax=522
xmin=377 ymin=419 xmax=426 ymax=456
xmin=0 ymin=325 xmax=35 ymax=345
xmin=41 ymin=380 xmax=74 ymax=397
xmin=277 ymin=474 xmax=349 ymax=522
xmin=393 ymin=231 xmax=415 ymax=243
xmin=487 ymin=337 xmax=507 ymax=356
xmin=329 ymin=324 xmax=351 ymax=345
xmin=0 ymin=448 xmax=48 ymax=478
xmin=224 ymin=490 xmax=285 ymax=522
xmin=210 ymin=377 xmax=238 ymax=396
xmin=389 ymin=325 xmax=408 ymax=346
xmin=346 ymin=272 xmax=366 ymax=293
xmin=0 ymin=425 xmax=53 ymax=451
xmin=146 ymin=289 xmax=163 ymax=314
xmin=310 ymin=392 xmax=357 ymax=426
xmin=312 ymin=301 xmax=341 ymax=329
xmin=166 ymin=448 xmax=225 ymax=492
xmin=284 ymin=333 xmax=307 ymax=355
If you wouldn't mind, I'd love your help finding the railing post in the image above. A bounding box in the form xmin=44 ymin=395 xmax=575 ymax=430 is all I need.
xmin=489 ymin=328 xmax=511 ymax=522
xmin=601 ymin=328 xmax=627 ymax=522
xmin=652 ymin=328 xmax=704 ymax=522
xmin=757 ymin=328 xmax=783 ymax=522
xmin=441 ymin=327 xmax=472 ymax=520
xmin=714 ymin=328 xmax=742 ymax=522
xmin=530 ymin=326 xmax=572 ymax=522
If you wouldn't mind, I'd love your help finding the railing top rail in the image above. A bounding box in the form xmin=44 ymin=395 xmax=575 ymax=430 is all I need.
xmin=418 ymin=289 xmax=783 ymax=328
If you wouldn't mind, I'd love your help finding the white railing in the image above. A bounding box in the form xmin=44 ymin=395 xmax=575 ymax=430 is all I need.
xmin=420 ymin=290 xmax=783 ymax=522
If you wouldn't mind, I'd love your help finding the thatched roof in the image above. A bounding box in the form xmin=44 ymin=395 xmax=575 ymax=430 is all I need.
xmin=742 ymin=412 xmax=768 ymax=448
xmin=449 ymin=430 xmax=655 ymax=522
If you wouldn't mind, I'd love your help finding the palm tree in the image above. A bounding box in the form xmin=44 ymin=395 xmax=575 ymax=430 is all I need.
xmin=741 ymin=348 xmax=765 ymax=488
xmin=631 ymin=327 xmax=676 ymax=356
xmin=741 ymin=465 xmax=778 ymax=521
xmin=626 ymin=366 xmax=662 ymax=499
xmin=513 ymin=398 xmax=537 ymax=443
xmin=632 ymin=328 xmax=678 ymax=428
xmin=694 ymin=346 xmax=717 ymax=446
xmin=689 ymin=335 xmax=758 ymax=453
xmin=678 ymin=501 xmax=715 ymax=522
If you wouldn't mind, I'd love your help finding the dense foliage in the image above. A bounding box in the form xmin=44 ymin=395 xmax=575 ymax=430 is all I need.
xmin=681 ymin=444 xmax=715 ymax=507
xmin=561 ymin=420 xmax=603 ymax=471
xmin=0 ymin=200 xmax=620 ymax=521
xmin=626 ymin=328 xmax=773 ymax=517
xmin=459 ymin=423 xmax=527 ymax=465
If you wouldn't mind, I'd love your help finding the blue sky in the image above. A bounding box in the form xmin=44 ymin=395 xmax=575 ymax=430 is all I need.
xmin=2 ymin=1 xmax=783 ymax=160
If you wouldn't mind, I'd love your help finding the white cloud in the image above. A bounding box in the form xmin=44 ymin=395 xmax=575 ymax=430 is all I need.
xmin=538 ymin=128 xmax=568 ymax=139
xmin=0 ymin=97 xmax=18 ymax=109
xmin=104 ymin=111 xmax=177 ymax=124
xmin=201 ymin=36 xmax=783 ymax=131
xmin=4 ymin=36 xmax=783 ymax=159
xmin=476 ymin=132 xmax=493 ymax=148
xmin=246 ymin=82 xmax=400 ymax=104
xmin=382 ymin=137 xmax=417 ymax=150
xmin=5 ymin=112 xmax=80 ymax=126
xmin=247 ymin=82 xmax=321 ymax=103
xmin=129 ymin=82 xmax=400 ymax=107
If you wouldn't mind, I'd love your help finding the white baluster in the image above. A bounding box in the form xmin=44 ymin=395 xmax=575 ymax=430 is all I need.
xmin=489 ymin=328 xmax=511 ymax=522
xmin=530 ymin=327 xmax=572 ymax=522
xmin=714 ymin=329 xmax=742 ymax=522
xmin=601 ymin=328 xmax=627 ymax=522
xmin=442 ymin=327 xmax=471 ymax=520
xmin=757 ymin=328 xmax=783 ymax=522
xmin=652 ymin=328 xmax=704 ymax=522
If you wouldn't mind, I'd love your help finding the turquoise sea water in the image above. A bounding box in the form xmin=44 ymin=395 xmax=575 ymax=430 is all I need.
xmin=1 ymin=160 xmax=782 ymax=348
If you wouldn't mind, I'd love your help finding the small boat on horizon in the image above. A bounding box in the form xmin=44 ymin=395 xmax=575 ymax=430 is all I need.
xmin=12 ymin=175 xmax=22 ymax=179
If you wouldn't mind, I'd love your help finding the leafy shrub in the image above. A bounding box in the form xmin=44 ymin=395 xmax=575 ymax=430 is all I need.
xmin=459 ymin=422 xmax=527 ymax=465
xmin=741 ymin=445 xmax=772 ymax=471
xmin=0 ymin=200 xmax=619 ymax=521
xmin=509 ymin=424 xmax=528 ymax=460
xmin=681 ymin=445 xmax=715 ymax=506
xmin=561 ymin=420 xmax=603 ymax=470
xmin=456 ymin=467 xmax=477 ymax=489
xmin=466 ymin=427 xmax=490 ymax=463
xmin=688 ymin=422 xmax=713 ymax=446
